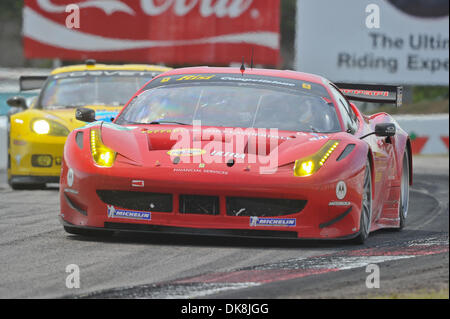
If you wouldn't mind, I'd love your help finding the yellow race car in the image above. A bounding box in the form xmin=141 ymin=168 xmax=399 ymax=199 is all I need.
xmin=7 ymin=61 xmax=171 ymax=189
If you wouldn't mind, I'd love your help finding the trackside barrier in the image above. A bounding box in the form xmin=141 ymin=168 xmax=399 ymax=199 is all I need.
xmin=393 ymin=114 xmax=449 ymax=155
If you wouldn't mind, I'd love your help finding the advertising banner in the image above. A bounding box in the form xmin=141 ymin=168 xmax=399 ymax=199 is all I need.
xmin=23 ymin=0 xmax=280 ymax=66
xmin=296 ymin=0 xmax=449 ymax=85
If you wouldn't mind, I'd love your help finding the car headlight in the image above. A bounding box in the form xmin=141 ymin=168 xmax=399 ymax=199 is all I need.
xmin=90 ymin=128 xmax=116 ymax=167
xmin=32 ymin=120 xmax=50 ymax=135
xmin=294 ymin=140 xmax=340 ymax=177
xmin=31 ymin=119 xmax=70 ymax=136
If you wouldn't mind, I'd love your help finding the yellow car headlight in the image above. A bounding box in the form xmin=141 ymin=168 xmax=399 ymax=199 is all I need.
xmin=32 ymin=120 xmax=50 ymax=135
xmin=31 ymin=119 xmax=70 ymax=136
xmin=90 ymin=128 xmax=116 ymax=167
xmin=294 ymin=140 xmax=340 ymax=177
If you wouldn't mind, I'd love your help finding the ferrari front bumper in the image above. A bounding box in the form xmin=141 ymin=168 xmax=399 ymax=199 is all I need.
xmin=60 ymin=160 xmax=366 ymax=240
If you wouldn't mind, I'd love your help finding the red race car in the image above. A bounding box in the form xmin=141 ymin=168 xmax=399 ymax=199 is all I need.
xmin=60 ymin=67 xmax=412 ymax=243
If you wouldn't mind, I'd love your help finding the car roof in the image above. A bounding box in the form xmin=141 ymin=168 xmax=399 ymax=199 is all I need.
xmin=156 ymin=66 xmax=329 ymax=85
xmin=51 ymin=64 xmax=172 ymax=75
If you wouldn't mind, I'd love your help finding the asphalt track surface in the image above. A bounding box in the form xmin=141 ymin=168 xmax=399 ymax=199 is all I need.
xmin=0 ymin=156 xmax=448 ymax=299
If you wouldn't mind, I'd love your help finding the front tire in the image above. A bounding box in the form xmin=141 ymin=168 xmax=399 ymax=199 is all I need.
xmin=353 ymin=160 xmax=373 ymax=244
xmin=398 ymin=151 xmax=410 ymax=229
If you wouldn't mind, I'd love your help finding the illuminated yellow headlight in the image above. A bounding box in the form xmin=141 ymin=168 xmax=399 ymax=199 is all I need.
xmin=90 ymin=128 xmax=116 ymax=167
xmin=32 ymin=120 xmax=50 ymax=135
xmin=31 ymin=119 xmax=70 ymax=136
xmin=294 ymin=140 xmax=340 ymax=177
xmin=299 ymin=160 xmax=315 ymax=175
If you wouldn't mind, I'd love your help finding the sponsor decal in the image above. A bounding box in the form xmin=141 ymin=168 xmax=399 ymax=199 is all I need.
xmin=176 ymin=75 xmax=216 ymax=81
xmin=145 ymin=128 xmax=183 ymax=134
xmin=340 ymin=89 xmax=389 ymax=97
xmin=53 ymin=71 xmax=157 ymax=80
xmin=328 ymin=201 xmax=351 ymax=206
xmin=220 ymin=76 xmax=295 ymax=87
xmin=146 ymin=74 xmax=330 ymax=99
xmin=219 ymin=128 xmax=292 ymax=141
xmin=168 ymin=148 xmax=206 ymax=157
xmin=173 ymin=168 xmax=228 ymax=175
xmin=67 ymin=168 xmax=74 ymax=187
xmin=131 ymin=180 xmax=144 ymax=188
xmin=13 ymin=140 xmax=27 ymax=146
xmin=336 ymin=181 xmax=347 ymax=200
xmin=107 ymin=205 xmax=151 ymax=220
xmin=309 ymin=133 xmax=329 ymax=141
xmin=249 ymin=217 xmax=296 ymax=227
xmin=160 ymin=74 xmax=216 ymax=83
xmin=210 ymin=150 xmax=246 ymax=159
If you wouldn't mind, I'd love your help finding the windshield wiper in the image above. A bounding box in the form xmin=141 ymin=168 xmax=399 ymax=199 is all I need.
xmin=149 ymin=120 xmax=190 ymax=126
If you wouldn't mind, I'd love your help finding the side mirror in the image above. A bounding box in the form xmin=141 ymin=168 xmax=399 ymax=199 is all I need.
xmin=76 ymin=108 xmax=96 ymax=123
xmin=7 ymin=96 xmax=27 ymax=109
xmin=375 ymin=123 xmax=396 ymax=137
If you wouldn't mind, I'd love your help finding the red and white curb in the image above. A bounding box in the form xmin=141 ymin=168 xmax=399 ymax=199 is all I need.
xmin=394 ymin=114 xmax=449 ymax=155
xmin=80 ymin=235 xmax=449 ymax=299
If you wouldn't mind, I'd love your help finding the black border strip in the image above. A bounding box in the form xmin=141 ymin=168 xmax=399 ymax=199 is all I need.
xmin=319 ymin=207 xmax=353 ymax=229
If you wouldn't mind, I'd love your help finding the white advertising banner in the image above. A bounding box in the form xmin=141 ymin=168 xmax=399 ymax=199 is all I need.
xmin=295 ymin=0 xmax=449 ymax=85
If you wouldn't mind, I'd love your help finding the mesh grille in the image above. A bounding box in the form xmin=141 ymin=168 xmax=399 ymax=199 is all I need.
xmin=97 ymin=190 xmax=173 ymax=213
xmin=226 ymin=197 xmax=307 ymax=217
xmin=179 ymin=195 xmax=220 ymax=215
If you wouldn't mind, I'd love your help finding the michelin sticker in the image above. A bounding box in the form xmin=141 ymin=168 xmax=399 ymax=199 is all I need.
xmin=250 ymin=217 xmax=296 ymax=227
xmin=107 ymin=205 xmax=151 ymax=221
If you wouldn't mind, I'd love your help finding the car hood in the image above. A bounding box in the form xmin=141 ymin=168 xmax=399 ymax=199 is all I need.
xmin=96 ymin=123 xmax=348 ymax=168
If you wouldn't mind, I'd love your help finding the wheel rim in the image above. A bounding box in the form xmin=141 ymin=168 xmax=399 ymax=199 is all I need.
xmin=400 ymin=154 xmax=410 ymax=219
xmin=361 ymin=164 xmax=372 ymax=236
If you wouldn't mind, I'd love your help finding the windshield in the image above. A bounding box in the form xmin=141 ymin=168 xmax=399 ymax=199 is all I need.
xmin=39 ymin=74 xmax=153 ymax=109
xmin=116 ymin=83 xmax=341 ymax=133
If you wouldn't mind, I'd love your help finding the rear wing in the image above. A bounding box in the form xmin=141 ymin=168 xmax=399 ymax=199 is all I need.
xmin=335 ymin=83 xmax=403 ymax=107
xmin=19 ymin=76 xmax=48 ymax=91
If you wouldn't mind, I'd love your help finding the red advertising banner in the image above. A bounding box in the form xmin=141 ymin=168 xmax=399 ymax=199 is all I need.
xmin=23 ymin=0 xmax=280 ymax=66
